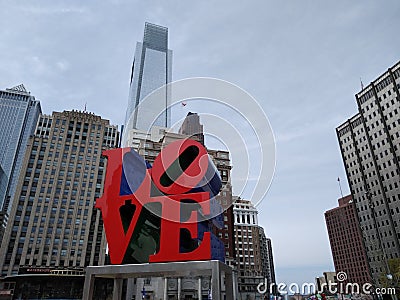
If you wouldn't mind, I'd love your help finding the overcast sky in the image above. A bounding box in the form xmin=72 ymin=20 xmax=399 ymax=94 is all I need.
xmin=1 ymin=0 xmax=400 ymax=286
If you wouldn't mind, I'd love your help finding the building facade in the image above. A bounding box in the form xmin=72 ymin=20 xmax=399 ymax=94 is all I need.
xmin=124 ymin=22 xmax=172 ymax=134
xmin=258 ymin=227 xmax=276 ymax=290
xmin=336 ymin=60 xmax=400 ymax=283
xmin=325 ymin=195 xmax=372 ymax=286
xmin=233 ymin=197 xmax=275 ymax=300
xmin=208 ymin=149 xmax=236 ymax=269
xmin=0 ymin=110 xmax=119 ymax=298
xmin=178 ymin=112 xmax=205 ymax=145
xmin=0 ymin=84 xmax=41 ymax=213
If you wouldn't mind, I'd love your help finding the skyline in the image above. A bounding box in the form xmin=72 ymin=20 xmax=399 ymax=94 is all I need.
xmin=1 ymin=0 xmax=400 ymax=286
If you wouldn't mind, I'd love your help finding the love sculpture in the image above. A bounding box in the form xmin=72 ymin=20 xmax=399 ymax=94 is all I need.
xmin=96 ymin=139 xmax=225 ymax=264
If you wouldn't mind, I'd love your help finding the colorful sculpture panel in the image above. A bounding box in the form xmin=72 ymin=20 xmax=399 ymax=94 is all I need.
xmin=96 ymin=139 xmax=225 ymax=264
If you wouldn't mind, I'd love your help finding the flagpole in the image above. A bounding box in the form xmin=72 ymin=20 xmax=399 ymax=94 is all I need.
xmin=337 ymin=177 xmax=344 ymax=199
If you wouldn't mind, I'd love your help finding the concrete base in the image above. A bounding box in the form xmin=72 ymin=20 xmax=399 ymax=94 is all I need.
xmin=83 ymin=260 xmax=233 ymax=300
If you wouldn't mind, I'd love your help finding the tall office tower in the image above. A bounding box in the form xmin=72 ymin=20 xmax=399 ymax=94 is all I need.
xmin=259 ymin=227 xmax=276 ymax=291
xmin=336 ymin=60 xmax=400 ymax=283
xmin=233 ymin=197 xmax=274 ymax=299
xmin=124 ymin=22 xmax=172 ymax=134
xmin=0 ymin=84 xmax=41 ymax=213
xmin=0 ymin=110 xmax=119 ymax=298
xmin=325 ymin=195 xmax=372 ymax=286
xmin=179 ymin=112 xmax=205 ymax=145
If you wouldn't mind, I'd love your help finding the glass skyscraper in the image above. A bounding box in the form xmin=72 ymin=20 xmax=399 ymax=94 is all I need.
xmin=0 ymin=84 xmax=41 ymax=213
xmin=124 ymin=22 xmax=172 ymax=134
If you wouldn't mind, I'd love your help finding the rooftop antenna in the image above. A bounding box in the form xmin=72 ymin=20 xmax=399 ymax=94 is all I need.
xmin=360 ymin=77 xmax=364 ymax=90
xmin=337 ymin=177 xmax=344 ymax=199
xmin=84 ymin=102 xmax=87 ymax=112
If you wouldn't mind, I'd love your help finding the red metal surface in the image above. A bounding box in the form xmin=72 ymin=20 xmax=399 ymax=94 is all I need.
xmin=96 ymin=140 xmax=213 ymax=264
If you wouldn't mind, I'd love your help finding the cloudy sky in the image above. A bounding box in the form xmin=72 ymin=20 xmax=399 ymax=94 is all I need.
xmin=1 ymin=0 xmax=400 ymax=286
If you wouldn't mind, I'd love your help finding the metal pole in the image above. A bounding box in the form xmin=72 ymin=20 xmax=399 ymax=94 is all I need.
xmin=163 ymin=277 xmax=168 ymax=300
xmin=211 ymin=261 xmax=221 ymax=300
xmin=178 ymin=277 xmax=182 ymax=300
xmin=225 ymin=271 xmax=234 ymax=300
xmin=198 ymin=277 xmax=202 ymax=300
xmin=82 ymin=272 xmax=95 ymax=300
xmin=113 ymin=278 xmax=123 ymax=300
xmin=338 ymin=178 xmax=344 ymax=199
xmin=126 ymin=278 xmax=135 ymax=300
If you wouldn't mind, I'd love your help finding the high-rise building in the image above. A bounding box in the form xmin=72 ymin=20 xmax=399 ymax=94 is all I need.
xmin=0 ymin=84 xmax=41 ymax=213
xmin=325 ymin=195 xmax=372 ymax=286
xmin=205 ymin=149 xmax=234 ymax=268
xmin=336 ymin=60 xmax=400 ymax=282
xmin=124 ymin=22 xmax=172 ymax=133
xmin=233 ymin=197 xmax=275 ymax=299
xmin=259 ymin=227 xmax=276 ymax=290
xmin=0 ymin=110 xmax=119 ymax=298
xmin=179 ymin=112 xmax=205 ymax=145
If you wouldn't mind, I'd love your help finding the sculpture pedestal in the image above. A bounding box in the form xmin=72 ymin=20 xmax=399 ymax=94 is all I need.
xmin=83 ymin=260 xmax=234 ymax=300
